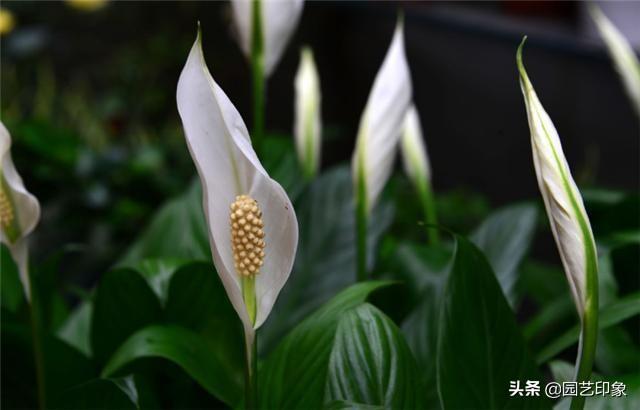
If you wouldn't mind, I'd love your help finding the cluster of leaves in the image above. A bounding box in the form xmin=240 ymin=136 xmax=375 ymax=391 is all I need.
xmin=2 ymin=134 xmax=638 ymax=409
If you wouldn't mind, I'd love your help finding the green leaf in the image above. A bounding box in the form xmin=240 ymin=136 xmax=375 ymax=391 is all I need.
xmin=260 ymin=166 xmax=393 ymax=353
xmin=326 ymin=304 xmax=423 ymax=408
xmin=536 ymin=292 xmax=640 ymax=364
xmin=57 ymin=300 xmax=93 ymax=357
xmin=119 ymin=180 xmax=210 ymax=265
xmin=324 ymin=401 xmax=384 ymax=410
xmin=261 ymin=135 xmax=306 ymax=201
xmin=259 ymin=281 xmax=393 ymax=410
xmin=51 ymin=379 xmax=138 ymax=410
xmin=91 ymin=268 xmax=162 ymax=365
xmin=133 ymin=258 xmax=186 ymax=304
xmin=395 ymin=242 xmax=451 ymax=407
xmin=471 ymin=203 xmax=538 ymax=304
xmin=437 ymin=235 xmax=549 ymax=409
xmin=101 ymin=324 xmax=242 ymax=407
xmin=165 ymin=262 xmax=244 ymax=387
xmin=1 ymin=244 xmax=24 ymax=312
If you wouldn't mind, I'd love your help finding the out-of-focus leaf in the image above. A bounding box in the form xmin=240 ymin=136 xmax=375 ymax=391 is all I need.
xmin=437 ymin=236 xmax=549 ymax=409
xmin=324 ymin=402 xmax=384 ymax=410
xmin=551 ymin=360 xmax=640 ymax=410
xmin=260 ymin=166 xmax=393 ymax=353
xmin=57 ymin=300 xmax=92 ymax=357
xmin=259 ymin=281 xmax=393 ymax=410
xmin=2 ymin=323 xmax=96 ymax=408
xmin=396 ymin=242 xmax=451 ymax=408
xmin=471 ymin=203 xmax=538 ymax=305
xmin=119 ymin=180 xmax=210 ymax=265
xmin=91 ymin=268 xmax=162 ymax=366
xmin=132 ymin=258 xmax=186 ymax=304
xmin=102 ymin=324 xmax=242 ymax=407
xmin=595 ymin=326 xmax=640 ymax=376
xmin=51 ymin=379 xmax=138 ymax=410
xmin=326 ymin=304 xmax=423 ymax=408
xmin=261 ymin=135 xmax=306 ymax=201
xmin=165 ymin=262 xmax=244 ymax=388
xmin=1 ymin=244 xmax=24 ymax=312
xmin=536 ymin=292 xmax=640 ymax=364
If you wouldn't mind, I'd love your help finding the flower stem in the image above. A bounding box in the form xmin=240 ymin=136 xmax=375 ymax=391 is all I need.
xmin=417 ymin=178 xmax=439 ymax=245
xmin=570 ymin=284 xmax=599 ymax=409
xmin=355 ymin=174 xmax=368 ymax=282
xmin=27 ymin=262 xmax=46 ymax=410
xmin=251 ymin=0 xmax=265 ymax=150
xmin=244 ymin=330 xmax=258 ymax=410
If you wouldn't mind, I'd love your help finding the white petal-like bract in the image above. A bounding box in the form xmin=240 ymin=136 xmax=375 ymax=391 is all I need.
xmin=517 ymin=41 xmax=598 ymax=317
xmin=400 ymin=105 xmax=431 ymax=186
xmin=176 ymin=30 xmax=298 ymax=333
xmin=0 ymin=121 xmax=41 ymax=300
xmin=231 ymin=0 xmax=304 ymax=77
xmin=352 ymin=20 xmax=412 ymax=212
xmin=590 ymin=5 xmax=640 ymax=117
xmin=294 ymin=47 xmax=321 ymax=178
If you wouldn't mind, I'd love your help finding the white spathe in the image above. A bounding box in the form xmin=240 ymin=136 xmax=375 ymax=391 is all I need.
xmin=231 ymin=0 xmax=304 ymax=77
xmin=176 ymin=30 xmax=298 ymax=338
xmin=400 ymin=105 xmax=431 ymax=186
xmin=0 ymin=121 xmax=41 ymax=301
xmin=294 ymin=47 xmax=321 ymax=177
xmin=517 ymin=44 xmax=597 ymax=317
xmin=590 ymin=4 xmax=640 ymax=117
xmin=352 ymin=20 xmax=412 ymax=212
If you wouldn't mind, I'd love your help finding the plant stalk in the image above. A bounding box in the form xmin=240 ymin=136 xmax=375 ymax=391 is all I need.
xmin=417 ymin=178 xmax=439 ymax=245
xmin=570 ymin=294 xmax=599 ymax=410
xmin=244 ymin=330 xmax=258 ymax=410
xmin=27 ymin=263 xmax=46 ymax=410
xmin=251 ymin=0 xmax=265 ymax=150
xmin=355 ymin=173 xmax=368 ymax=282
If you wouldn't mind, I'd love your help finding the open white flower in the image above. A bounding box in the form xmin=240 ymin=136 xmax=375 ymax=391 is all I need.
xmin=401 ymin=105 xmax=431 ymax=188
xmin=352 ymin=19 xmax=412 ymax=213
xmin=231 ymin=0 xmax=304 ymax=77
xmin=517 ymin=40 xmax=598 ymax=318
xmin=176 ymin=29 xmax=298 ymax=347
xmin=1 ymin=121 xmax=41 ymax=301
xmin=590 ymin=4 xmax=640 ymax=117
xmin=294 ymin=46 xmax=321 ymax=178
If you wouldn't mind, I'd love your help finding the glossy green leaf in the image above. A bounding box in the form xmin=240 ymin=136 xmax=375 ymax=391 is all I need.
xmin=396 ymin=242 xmax=451 ymax=408
xmin=51 ymin=379 xmax=138 ymax=410
xmin=324 ymin=400 xmax=384 ymax=410
xmin=119 ymin=180 xmax=210 ymax=265
xmin=471 ymin=203 xmax=538 ymax=304
xmin=260 ymin=166 xmax=393 ymax=352
xmin=537 ymin=292 xmax=640 ymax=364
xmin=437 ymin=235 xmax=549 ymax=409
xmin=165 ymin=262 xmax=244 ymax=386
xmin=259 ymin=281 xmax=393 ymax=410
xmin=133 ymin=258 xmax=186 ymax=304
xmin=91 ymin=268 xmax=162 ymax=365
xmin=57 ymin=300 xmax=93 ymax=357
xmin=102 ymin=324 xmax=242 ymax=407
xmin=326 ymin=304 xmax=423 ymax=408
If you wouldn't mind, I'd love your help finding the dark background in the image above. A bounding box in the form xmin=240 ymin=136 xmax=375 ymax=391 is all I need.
xmin=1 ymin=0 xmax=639 ymax=284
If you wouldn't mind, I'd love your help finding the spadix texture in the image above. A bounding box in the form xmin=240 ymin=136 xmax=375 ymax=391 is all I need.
xmin=590 ymin=5 xmax=640 ymax=117
xmin=352 ymin=20 xmax=412 ymax=212
xmin=294 ymin=47 xmax=321 ymax=178
xmin=401 ymin=105 xmax=431 ymax=187
xmin=176 ymin=31 xmax=298 ymax=334
xmin=0 ymin=122 xmax=40 ymax=300
xmin=231 ymin=0 xmax=304 ymax=77
xmin=517 ymin=43 xmax=598 ymax=317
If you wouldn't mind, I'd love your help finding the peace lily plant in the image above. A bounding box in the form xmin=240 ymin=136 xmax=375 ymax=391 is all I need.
xmin=1 ymin=121 xmax=46 ymax=409
xmin=517 ymin=39 xmax=599 ymax=410
xmin=589 ymin=4 xmax=640 ymax=118
xmin=231 ymin=0 xmax=304 ymax=145
xmin=177 ymin=28 xmax=298 ymax=408
xmin=294 ymin=46 xmax=322 ymax=180
xmin=352 ymin=18 xmax=412 ymax=281
xmin=400 ymin=105 xmax=439 ymax=244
